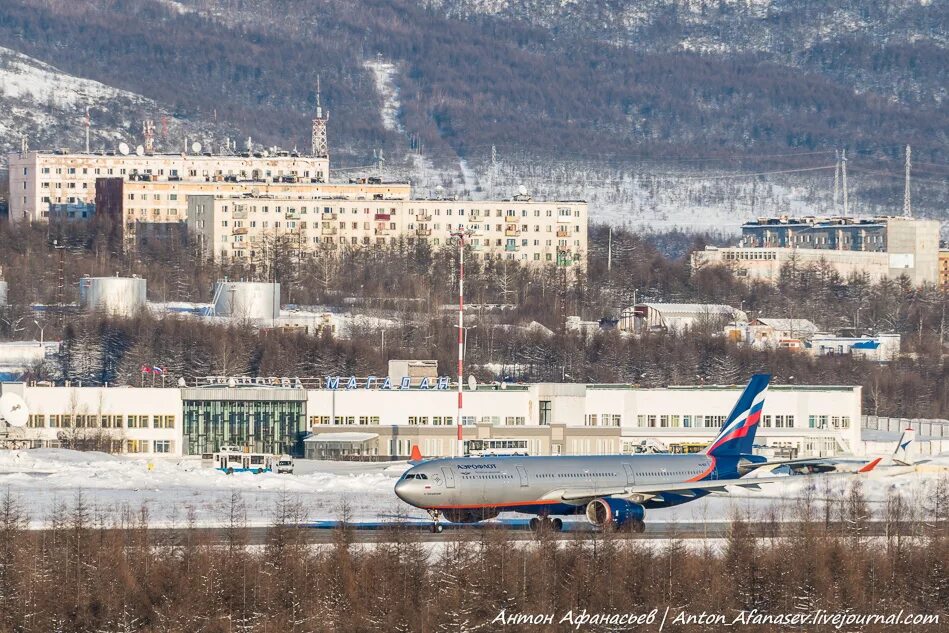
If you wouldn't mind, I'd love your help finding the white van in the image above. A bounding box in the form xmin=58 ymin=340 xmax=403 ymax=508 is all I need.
xmin=275 ymin=455 xmax=295 ymax=474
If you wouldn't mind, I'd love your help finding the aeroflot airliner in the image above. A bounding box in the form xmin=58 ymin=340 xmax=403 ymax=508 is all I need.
xmin=395 ymin=374 xmax=873 ymax=533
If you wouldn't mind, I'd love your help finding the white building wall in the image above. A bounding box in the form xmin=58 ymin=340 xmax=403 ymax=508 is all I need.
xmin=9 ymin=385 xmax=182 ymax=455
xmin=1 ymin=382 xmax=862 ymax=458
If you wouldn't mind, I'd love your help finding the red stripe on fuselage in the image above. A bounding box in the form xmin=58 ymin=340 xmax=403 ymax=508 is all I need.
xmin=423 ymin=499 xmax=565 ymax=511
xmin=687 ymin=456 xmax=716 ymax=482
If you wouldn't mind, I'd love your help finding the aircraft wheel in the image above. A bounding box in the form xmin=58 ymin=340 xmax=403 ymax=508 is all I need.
xmin=529 ymin=517 xmax=542 ymax=532
xmin=226 ymin=467 xmax=234 ymax=475
xmin=432 ymin=523 xmax=444 ymax=534
xmin=550 ymin=518 xmax=563 ymax=532
xmin=631 ymin=520 xmax=646 ymax=534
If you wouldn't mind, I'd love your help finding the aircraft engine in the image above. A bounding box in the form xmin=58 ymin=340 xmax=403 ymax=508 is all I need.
xmin=443 ymin=507 xmax=500 ymax=524
xmin=585 ymin=498 xmax=645 ymax=529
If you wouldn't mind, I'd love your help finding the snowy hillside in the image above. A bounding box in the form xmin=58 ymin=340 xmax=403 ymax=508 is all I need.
xmin=0 ymin=46 xmax=219 ymax=157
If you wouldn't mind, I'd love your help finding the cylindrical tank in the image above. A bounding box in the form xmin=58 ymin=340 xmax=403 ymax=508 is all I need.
xmin=0 ymin=280 xmax=7 ymax=306
xmin=79 ymin=276 xmax=147 ymax=317
xmin=212 ymin=281 xmax=280 ymax=320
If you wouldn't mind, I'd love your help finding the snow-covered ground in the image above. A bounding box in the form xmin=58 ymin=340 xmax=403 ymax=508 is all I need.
xmin=0 ymin=449 xmax=945 ymax=530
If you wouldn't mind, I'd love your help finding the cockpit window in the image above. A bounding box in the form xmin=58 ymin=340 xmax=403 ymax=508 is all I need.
xmin=404 ymin=474 xmax=416 ymax=480
xmin=416 ymin=473 xmax=428 ymax=480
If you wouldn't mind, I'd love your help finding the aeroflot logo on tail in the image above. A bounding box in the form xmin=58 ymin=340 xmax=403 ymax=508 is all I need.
xmin=457 ymin=464 xmax=498 ymax=470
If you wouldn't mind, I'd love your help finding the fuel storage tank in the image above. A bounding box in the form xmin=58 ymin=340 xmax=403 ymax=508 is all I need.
xmin=212 ymin=281 xmax=280 ymax=320
xmin=79 ymin=276 xmax=147 ymax=317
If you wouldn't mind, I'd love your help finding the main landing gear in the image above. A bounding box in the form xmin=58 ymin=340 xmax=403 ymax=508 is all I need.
xmin=427 ymin=509 xmax=444 ymax=533
xmin=529 ymin=517 xmax=564 ymax=533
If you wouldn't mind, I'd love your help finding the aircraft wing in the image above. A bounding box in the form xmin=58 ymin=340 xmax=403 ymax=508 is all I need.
xmin=558 ymin=477 xmax=787 ymax=502
xmin=558 ymin=464 xmax=881 ymax=503
xmin=739 ymin=456 xmax=883 ymax=475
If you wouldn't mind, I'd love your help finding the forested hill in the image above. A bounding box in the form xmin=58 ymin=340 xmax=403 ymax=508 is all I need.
xmin=0 ymin=0 xmax=945 ymax=223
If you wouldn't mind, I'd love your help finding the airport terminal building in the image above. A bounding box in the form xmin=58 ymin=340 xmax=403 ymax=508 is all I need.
xmin=0 ymin=378 xmax=863 ymax=460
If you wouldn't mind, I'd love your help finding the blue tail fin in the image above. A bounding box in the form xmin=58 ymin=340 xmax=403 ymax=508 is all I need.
xmin=704 ymin=374 xmax=770 ymax=458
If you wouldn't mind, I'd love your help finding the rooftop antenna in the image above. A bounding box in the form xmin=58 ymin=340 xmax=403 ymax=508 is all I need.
xmin=20 ymin=136 xmax=28 ymax=154
xmin=311 ymin=75 xmax=329 ymax=158
xmin=841 ymin=148 xmax=849 ymax=216
xmin=142 ymin=120 xmax=155 ymax=154
xmin=903 ymin=144 xmax=912 ymax=218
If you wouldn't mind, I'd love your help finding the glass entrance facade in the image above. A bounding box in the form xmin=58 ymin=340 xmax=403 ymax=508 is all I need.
xmin=182 ymin=396 xmax=307 ymax=457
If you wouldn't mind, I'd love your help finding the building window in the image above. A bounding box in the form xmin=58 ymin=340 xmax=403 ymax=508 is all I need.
xmin=27 ymin=414 xmax=46 ymax=428
xmin=154 ymin=416 xmax=175 ymax=429
xmin=154 ymin=441 xmax=172 ymax=454
xmin=539 ymin=400 xmax=552 ymax=425
xmin=584 ymin=414 xmax=597 ymax=427
xmin=127 ymin=440 xmax=149 ymax=453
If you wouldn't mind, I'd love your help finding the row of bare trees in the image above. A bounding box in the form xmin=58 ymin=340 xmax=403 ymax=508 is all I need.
xmin=0 ymin=478 xmax=946 ymax=632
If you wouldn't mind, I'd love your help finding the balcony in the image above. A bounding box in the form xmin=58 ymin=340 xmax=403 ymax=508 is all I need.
xmin=417 ymin=214 xmax=432 ymax=222
xmin=504 ymin=228 xmax=520 ymax=237
xmin=504 ymin=243 xmax=518 ymax=252
xmin=505 ymin=215 xmax=518 ymax=223
xmin=232 ymin=227 xmax=248 ymax=235
xmin=321 ymin=227 xmax=337 ymax=235
xmin=374 ymin=213 xmax=391 ymax=221
xmin=322 ymin=212 xmax=337 ymax=220
xmin=416 ymin=228 xmax=432 ymax=237
xmin=557 ymin=229 xmax=571 ymax=238
xmin=374 ymin=228 xmax=391 ymax=235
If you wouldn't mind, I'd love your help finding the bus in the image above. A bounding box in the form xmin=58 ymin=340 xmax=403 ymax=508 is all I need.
xmin=209 ymin=446 xmax=278 ymax=474
xmin=465 ymin=438 xmax=530 ymax=457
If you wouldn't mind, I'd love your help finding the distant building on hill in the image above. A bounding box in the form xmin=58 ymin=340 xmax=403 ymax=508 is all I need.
xmin=724 ymin=318 xmax=819 ymax=350
xmin=619 ymin=303 xmax=746 ymax=334
xmin=692 ymin=215 xmax=942 ymax=286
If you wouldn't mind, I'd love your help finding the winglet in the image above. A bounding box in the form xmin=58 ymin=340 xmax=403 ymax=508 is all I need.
xmin=858 ymin=457 xmax=882 ymax=473
xmin=409 ymin=445 xmax=423 ymax=463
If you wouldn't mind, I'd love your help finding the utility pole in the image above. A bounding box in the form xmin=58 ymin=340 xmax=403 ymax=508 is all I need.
xmin=903 ymin=144 xmax=912 ymax=218
xmin=833 ymin=149 xmax=840 ymax=211
xmin=450 ymin=228 xmax=474 ymax=458
xmin=607 ymin=227 xmax=613 ymax=272
xmin=841 ymin=149 xmax=849 ymax=216
xmin=85 ymin=107 xmax=91 ymax=154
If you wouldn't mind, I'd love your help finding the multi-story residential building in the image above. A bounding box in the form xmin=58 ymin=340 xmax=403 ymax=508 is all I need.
xmin=693 ymin=216 xmax=942 ymax=285
xmin=187 ymin=194 xmax=588 ymax=267
xmin=7 ymin=149 xmax=331 ymax=224
xmin=94 ymin=177 xmax=411 ymax=248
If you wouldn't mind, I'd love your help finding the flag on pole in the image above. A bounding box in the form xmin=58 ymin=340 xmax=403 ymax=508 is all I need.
xmin=141 ymin=365 xmax=152 ymax=374
xmin=152 ymin=366 xmax=164 ymax=375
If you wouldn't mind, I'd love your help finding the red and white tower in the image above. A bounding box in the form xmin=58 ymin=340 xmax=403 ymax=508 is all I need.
xmin=451 ymin=228 xmax=474 ymax=457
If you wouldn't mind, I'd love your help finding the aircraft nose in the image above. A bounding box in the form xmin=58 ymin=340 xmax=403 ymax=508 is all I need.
xmin=394 ymin=478 xmax=413 ymax=503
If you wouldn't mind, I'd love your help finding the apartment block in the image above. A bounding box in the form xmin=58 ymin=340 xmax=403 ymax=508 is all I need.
xmin=187 ymin=194 xmax=588 ymax=268
xmin=95 ymin=177 xmax=411 ymax=248
xmin=7 ymin=149 xmax=331 ymax=224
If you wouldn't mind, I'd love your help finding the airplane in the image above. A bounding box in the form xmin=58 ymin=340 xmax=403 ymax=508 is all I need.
xmin=394 ymin=374 xmax=878 ymax=533
xmin=740 ymin=427 xmax=917 ymax=476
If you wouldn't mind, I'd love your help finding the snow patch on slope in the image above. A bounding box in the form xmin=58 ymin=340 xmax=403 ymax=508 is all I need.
xmin=364 ymin=58 xmax=405 ymax=135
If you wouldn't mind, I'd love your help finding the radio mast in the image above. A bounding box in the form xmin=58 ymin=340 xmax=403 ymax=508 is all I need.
xmin=311 ymin=76 xmax=329 ymax=158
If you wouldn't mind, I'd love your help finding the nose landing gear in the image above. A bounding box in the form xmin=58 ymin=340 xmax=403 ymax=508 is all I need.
xmin=427 ymin=509 xmax=444 ymax=533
